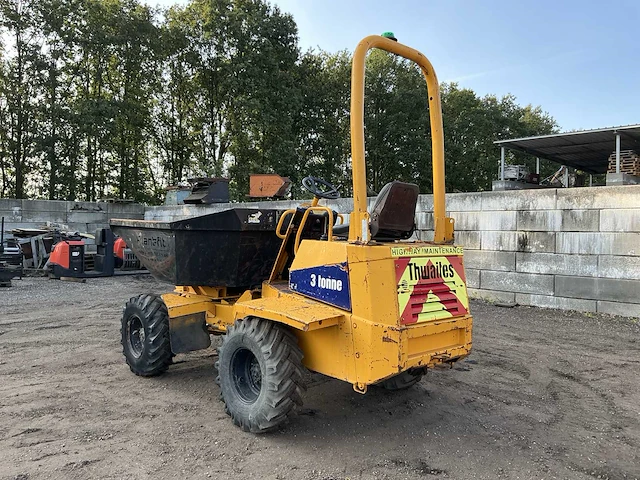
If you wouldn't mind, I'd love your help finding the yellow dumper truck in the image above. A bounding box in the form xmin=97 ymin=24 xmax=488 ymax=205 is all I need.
xmin=111 ymin=33 xmax=473 ymax=433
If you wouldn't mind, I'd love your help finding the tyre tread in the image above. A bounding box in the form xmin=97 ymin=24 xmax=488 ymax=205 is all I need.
xmin=217 ymin=317 xmax=305 ymax=433
xmin=121 ymin=294 xmax=172 ymax=377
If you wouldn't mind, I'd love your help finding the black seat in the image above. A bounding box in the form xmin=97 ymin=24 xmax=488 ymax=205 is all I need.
xmin=332 ymin=181 xmax=419 ymax=240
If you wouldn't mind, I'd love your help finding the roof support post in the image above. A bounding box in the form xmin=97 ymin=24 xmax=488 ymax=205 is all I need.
xmin=536 ymin=157 xmax=540 ymax=174
xmin=615 ymin=132 xmax=621 ymax=173
xmin=589 ymin=174 xmax=593 ymax=187
xmin=563 ymin=166 xmax=569 ymax=188
xmin=500 ymin=147 xmax=505 ymax=180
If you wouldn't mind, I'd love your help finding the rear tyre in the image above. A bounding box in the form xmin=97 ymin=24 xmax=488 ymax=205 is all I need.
xmin=121 ymin=294 xmax=172 ymax=377
xmin=216 ymin=317 xmax=304 ymax=433
xmin=378 ymin=369 xmax=425 ymax=390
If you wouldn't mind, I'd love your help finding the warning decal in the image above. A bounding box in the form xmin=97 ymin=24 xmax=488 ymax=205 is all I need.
xmin=395 ymin=255 xmax=469 ymax=325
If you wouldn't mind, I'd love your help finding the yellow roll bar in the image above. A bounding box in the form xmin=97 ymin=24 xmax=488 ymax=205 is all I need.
xmin=349 ymin=35 xmax=452 ymax=244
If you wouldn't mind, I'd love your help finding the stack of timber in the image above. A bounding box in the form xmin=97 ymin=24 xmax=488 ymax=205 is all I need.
xmin=607 ymin=150 xmax=640 ymax=176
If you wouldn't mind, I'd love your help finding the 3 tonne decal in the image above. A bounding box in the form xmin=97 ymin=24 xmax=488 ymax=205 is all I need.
xmin=393 ymin=248 xmax=469 ymax=325
xmin=289 ymin=263 xmax=351 ymax=311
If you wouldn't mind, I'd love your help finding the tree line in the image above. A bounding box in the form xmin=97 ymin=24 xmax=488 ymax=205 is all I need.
xmin=0 ymin=0 xmax=557 ymax=203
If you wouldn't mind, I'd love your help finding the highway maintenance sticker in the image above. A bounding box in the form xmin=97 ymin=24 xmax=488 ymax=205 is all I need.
xmin=391 ymin=245 xmax=464 ymax=257
xmin=395 ymin=254 xmax=469 ymax=325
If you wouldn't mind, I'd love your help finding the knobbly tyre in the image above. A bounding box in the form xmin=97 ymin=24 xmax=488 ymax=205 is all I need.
xmin=111 ymin=33 xmax=472 ymax=433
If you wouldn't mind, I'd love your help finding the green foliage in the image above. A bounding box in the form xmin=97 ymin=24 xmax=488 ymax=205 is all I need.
xmin=0 ymin=0 xmax=558 ymax=202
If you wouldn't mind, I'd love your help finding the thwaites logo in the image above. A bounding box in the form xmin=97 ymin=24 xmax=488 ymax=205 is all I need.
xmin=407 ymin=260 xmax=456 ymax=281
xmin=289 ymin=263 xmax=351 ymax=311
xmin=395 ymin=255 xmax=469 ymax=324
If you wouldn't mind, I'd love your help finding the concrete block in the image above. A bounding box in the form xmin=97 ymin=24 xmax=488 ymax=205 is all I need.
xmin=22 ymin=199 xmax=68 ymax=213
xmin=67 ymin=211 xmax=109 ymax=224
xmin=20 ymin=199 xmax=67 ymax=222
xmin=518 ymin=210 xmax=599 ymax=232
xmin=481 ymin=231 xmax=518 ymax=251
xmin=447 ymin=192 xmax=482 ymax=212
xmin=415 ymin=212 xmax=434 ymax=230
xmin=481 ymin=231 xmax=555 ymax=253
xmin=516 ymin=252 xmax=598 ymax=277
xmin=145 ymin=204 xmax=215 ymax=221
xmin=326 ymin=197 xmax=354 ymax=213
xmin=0 ymin=200 xmax=23 ymax=221
xmin=416 ymin=194 xmax=434 ymax=213
xmin=555 ymin=275 xmax=640 ymax=304
xmin=481 ymin=270 xmax=555 ymax=295
xmin=0 ymin=198 xmax=21 ymax=209
xmin=67 ymin=222 xmax=91 ymax=233
xmin=467 ymin=287 xmax=516 ymax=304
xmin=106 ymin=202 xmax=145 ymax=215
xmin=556 ymin=232 xmax=639 ymax=256
xmin=517 ymin=210 xmax=561 ymax=231
xmin=465 ymin=269 xmax=480 ymax=288
xmin=561 ymin=209 xmax=600 ymax=232
xmin=606 ymin=173 xmax=640 ymax=186
xmin=556 ymin=185 xmax=640 ymax=210
xmin=597 ymin=255 xmax=640 ymax=280
xmin=68 ymin=201 xmax=106 ymax=212
xmin=520 ymin=232 xmax=557 ymax=253
xmin=455 ymin=231 xmax=481 ymax=249
xmin=515 ymin=293 xmax=596 ymax=312
xmin=599 ymin=209 xmax=640 ymax=232
xmin=481 ymin=189 xmax=557 ymax=211
xmin=417 ymin=230 xmax=435 ymax=242
xmin=450 ymin=211 xmax=516 ymax=231
xmin=463 ymin=250 xmax=515 ymax=272
xmin=597 ymin=300 xmax=640 ymax=318
xmin=18 ymin=209 xmax=66 ymax=223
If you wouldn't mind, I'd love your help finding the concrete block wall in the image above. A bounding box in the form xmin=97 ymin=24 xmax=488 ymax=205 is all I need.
xmin=0 ymin=199 xmax=145 ymax=237
xmin=444 ymin=185 xmax=640 ymax=318
xmin=144 ymin=185 xmax=640 ymax=318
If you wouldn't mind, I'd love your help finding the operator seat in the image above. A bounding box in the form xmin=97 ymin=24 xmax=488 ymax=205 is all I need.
xmin=333 ymin=181 xmax=419 ymax=240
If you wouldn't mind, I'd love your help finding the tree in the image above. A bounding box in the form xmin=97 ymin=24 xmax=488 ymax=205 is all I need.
xmin=0 ymin=0 xmax=559 ymax=202
xmin=0 ymin=0 xmax=44 ymax=198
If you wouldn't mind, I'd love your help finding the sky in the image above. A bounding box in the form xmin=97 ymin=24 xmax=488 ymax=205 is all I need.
xmin=148 ymin=0 xmax=640 ymax=132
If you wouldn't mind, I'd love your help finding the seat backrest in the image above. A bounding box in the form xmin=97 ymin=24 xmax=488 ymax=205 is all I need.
xmin=370 ymin=181 xmax=419 ymax=240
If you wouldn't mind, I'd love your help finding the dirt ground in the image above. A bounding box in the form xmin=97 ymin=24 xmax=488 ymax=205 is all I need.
xmin=1 ymin=276 xmax=639 ymax=480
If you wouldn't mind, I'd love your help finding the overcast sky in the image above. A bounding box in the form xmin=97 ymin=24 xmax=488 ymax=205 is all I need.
xmin=146 ymin=0 xmax=640 ymax=132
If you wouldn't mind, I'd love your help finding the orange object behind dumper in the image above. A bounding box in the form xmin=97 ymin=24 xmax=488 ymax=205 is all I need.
xmin=114 ymin=237 xmax=127 ymax=261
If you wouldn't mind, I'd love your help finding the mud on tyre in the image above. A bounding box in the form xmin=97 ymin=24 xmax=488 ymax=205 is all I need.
xmin=121 ymin=294 xmax=172 ymax=377
xmin=216 ymin=317 xmax=305 ymax=433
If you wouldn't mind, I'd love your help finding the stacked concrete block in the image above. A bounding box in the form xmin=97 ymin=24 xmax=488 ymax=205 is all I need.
xmin=0 ymin=199 xmax=145 ymax=237
xmin=462 ymin=185 xmax=639 ymax=317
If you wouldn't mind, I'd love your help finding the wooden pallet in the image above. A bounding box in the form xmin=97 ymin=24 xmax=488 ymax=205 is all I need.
xmin=608 ymin=150 xmax=640 ymax=175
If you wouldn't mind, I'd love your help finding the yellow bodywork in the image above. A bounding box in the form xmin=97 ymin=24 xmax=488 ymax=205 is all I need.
xmin=162 ymin=240 xmax=472 ymax=392
xmin=161 ymin=34 xmax=473 ymax=393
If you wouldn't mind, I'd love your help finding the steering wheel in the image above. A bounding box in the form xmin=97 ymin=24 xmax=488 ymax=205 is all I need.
xmin=301 ymin=176 xmax=340 ymax=200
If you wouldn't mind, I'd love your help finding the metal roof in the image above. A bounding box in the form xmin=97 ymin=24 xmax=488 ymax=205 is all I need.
xmin=494 ymin=124 xmax=640 ymax=174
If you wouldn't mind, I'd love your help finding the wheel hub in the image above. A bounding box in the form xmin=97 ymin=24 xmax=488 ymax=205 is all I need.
xmin=231 ymin=348 xmax=262 ymax=404
xmin=128 ymin=315 xmax=145 ymax=358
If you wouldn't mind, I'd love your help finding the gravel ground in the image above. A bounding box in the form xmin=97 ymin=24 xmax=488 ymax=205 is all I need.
xmin=1 ymin=276 xmax=639 ymax=480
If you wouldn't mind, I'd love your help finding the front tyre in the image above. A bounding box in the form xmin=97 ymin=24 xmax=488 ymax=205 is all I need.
xmin=216 ymin=317 xmax=304 ymax=433
xmin=121 ymin=294 xmax=172 ymax=377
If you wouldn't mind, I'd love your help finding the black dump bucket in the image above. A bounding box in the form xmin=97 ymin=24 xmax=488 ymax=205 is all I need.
xmin=110 ymin=209 xmax=282 ymax=288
